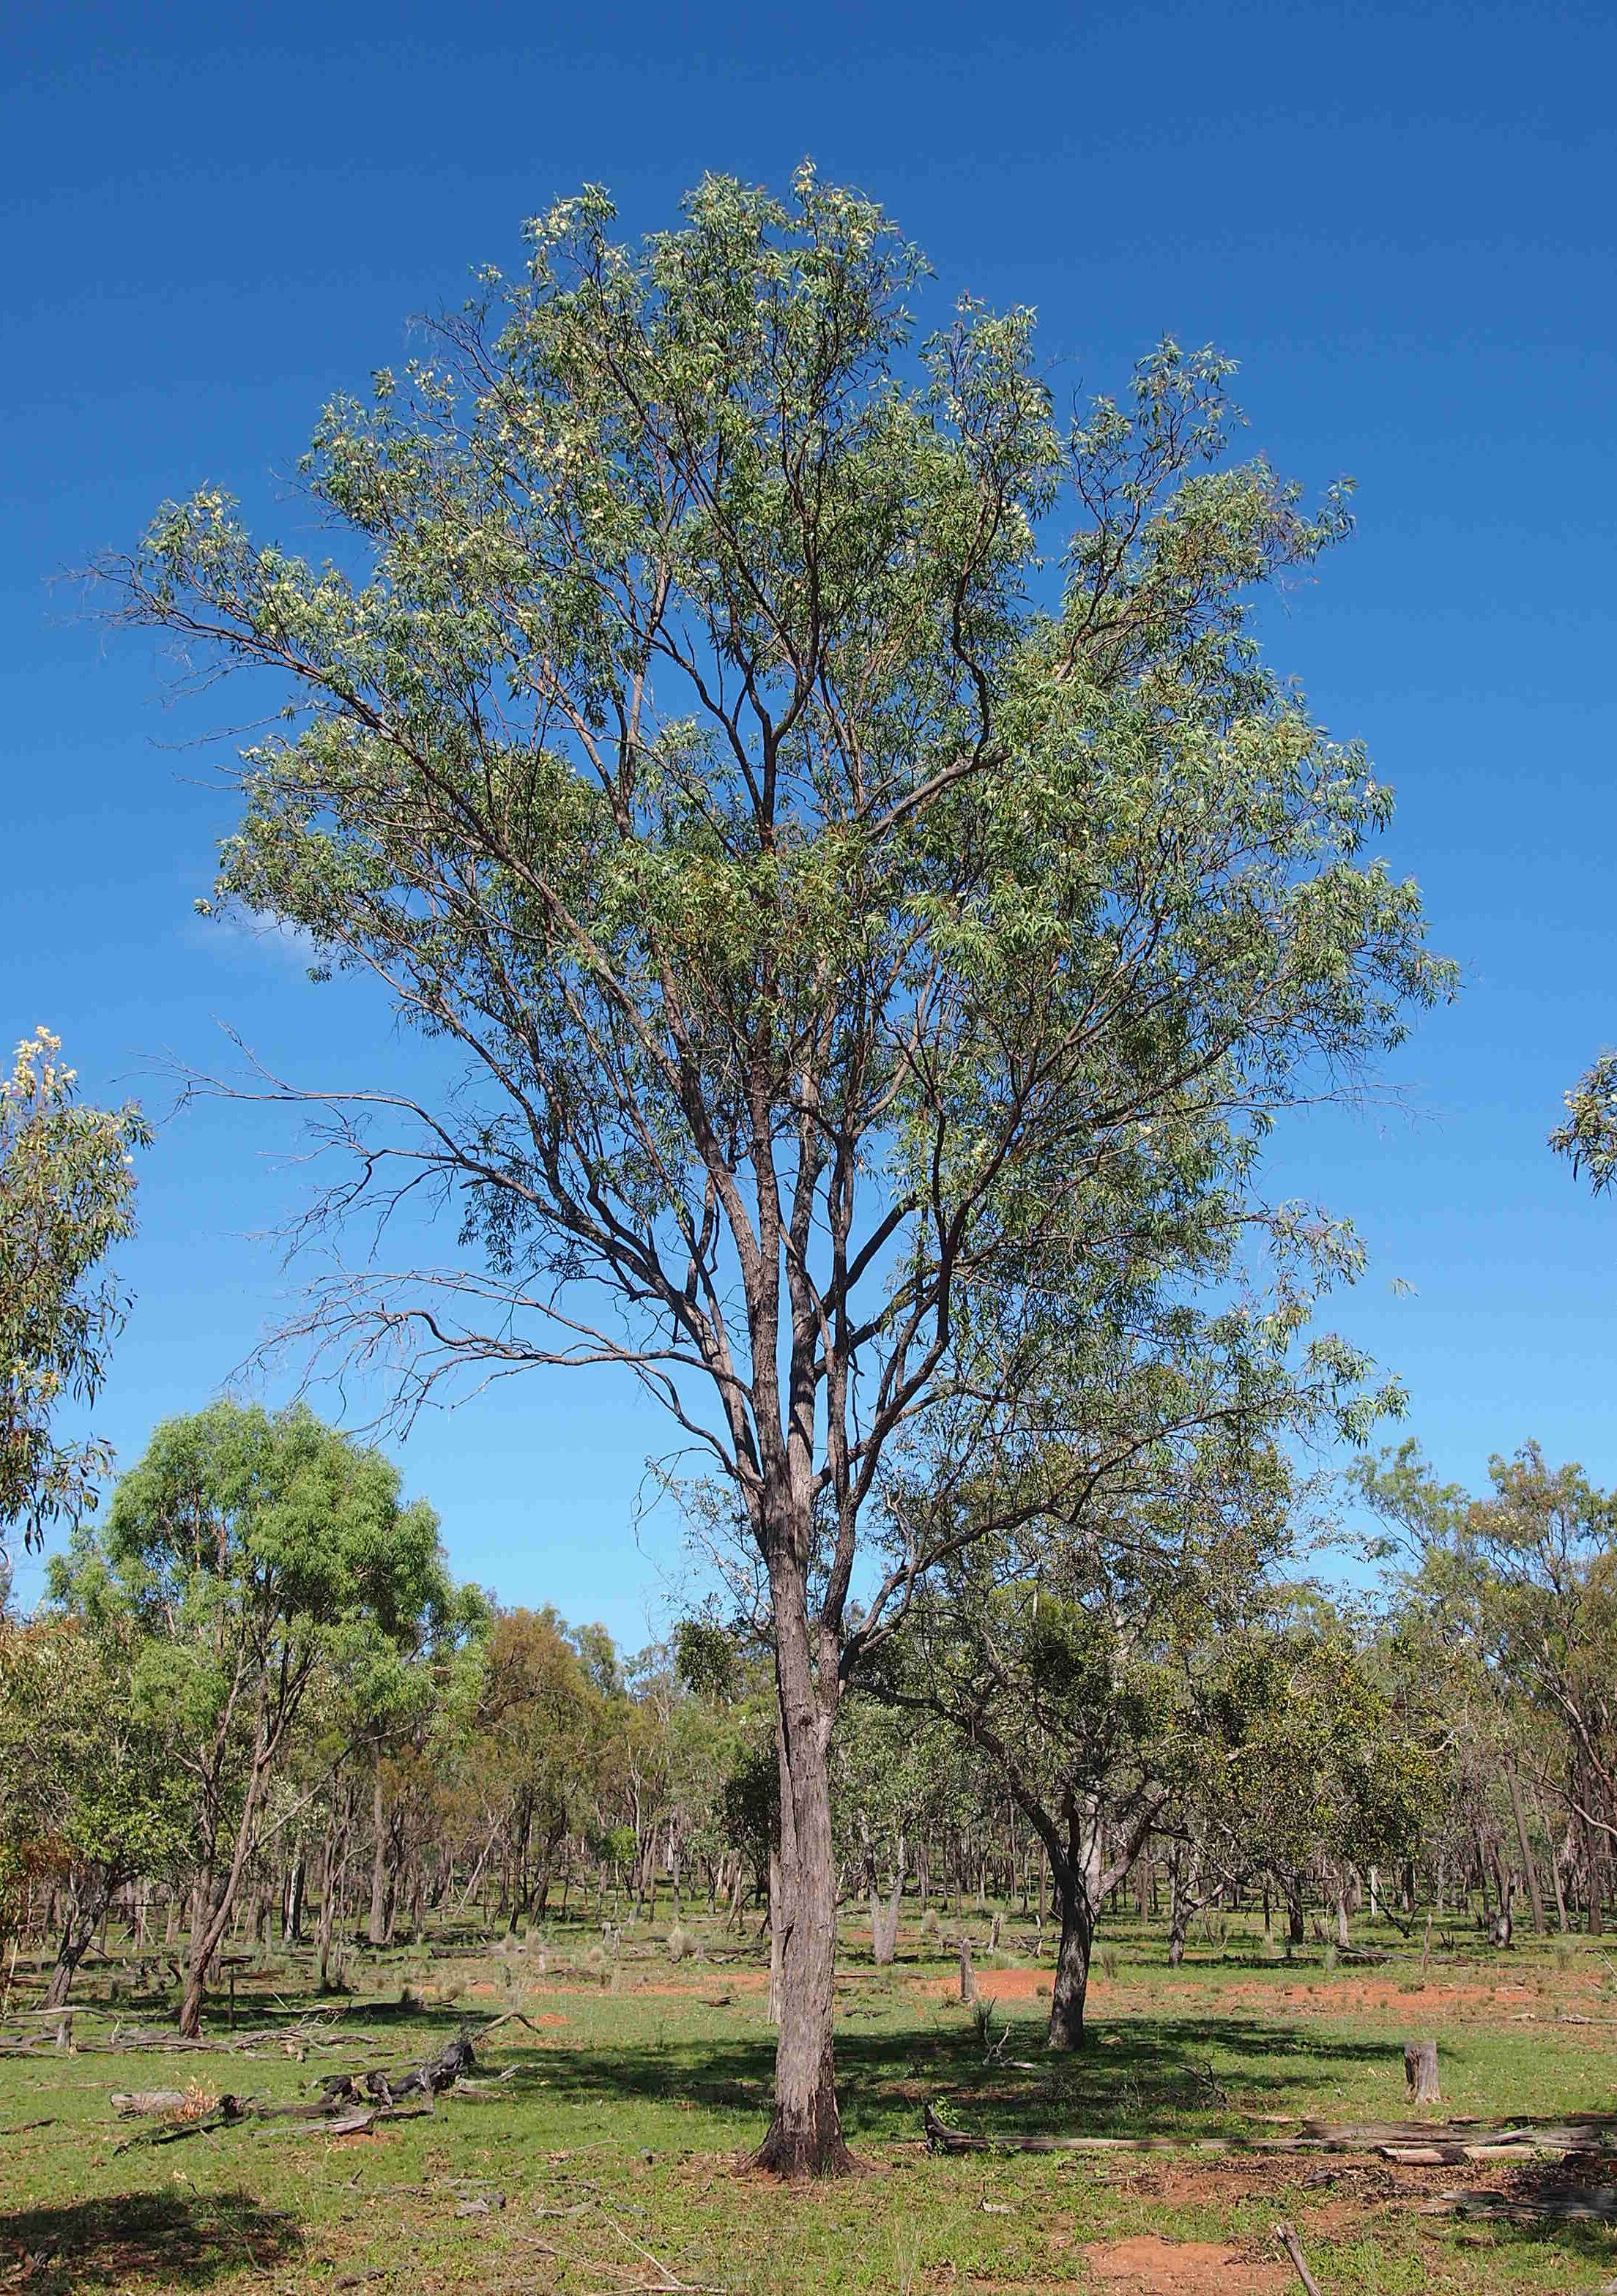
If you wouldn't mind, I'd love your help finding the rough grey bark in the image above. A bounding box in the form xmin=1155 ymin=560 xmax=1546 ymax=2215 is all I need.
xmin=1047 ymin=1879 xmax=1095 ymax=2049
xmin=752 ymin=1546 xmax=849 ymax=2176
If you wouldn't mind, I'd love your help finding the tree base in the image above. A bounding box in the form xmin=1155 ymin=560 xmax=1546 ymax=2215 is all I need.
xmin=746 ymin=2114 xmax=860 ymax=2180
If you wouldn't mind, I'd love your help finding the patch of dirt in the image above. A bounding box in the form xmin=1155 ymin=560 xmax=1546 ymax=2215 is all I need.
xmin=1082 ymin=2234 xmax=1288 ymax=2291
xmin=1115 ymin=1972 xmax=1603 ymax=2019
xmin=934 ymin=1968 xmax=1051 ymax=2001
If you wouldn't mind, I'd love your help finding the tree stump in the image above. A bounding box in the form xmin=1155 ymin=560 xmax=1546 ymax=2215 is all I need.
xmin=1404 ymin=2037 xmax=1441 ymax=2103
xmin=959 ymin=1937 xmax=977 ymax=2003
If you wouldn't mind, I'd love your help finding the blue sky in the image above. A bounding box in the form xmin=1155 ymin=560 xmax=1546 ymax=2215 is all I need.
xmin=4 ymin=0 xmax=1614 ymax=1635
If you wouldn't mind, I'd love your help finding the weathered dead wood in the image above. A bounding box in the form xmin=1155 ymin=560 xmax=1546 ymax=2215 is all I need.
xmin=1273 ymin=2222 xmax=1324 ymax=2296
xmin=111 ymin=2090 xmax=212 ymax=2117
xmin=1403 ymin=2038 xmax=1440 ymax=2104
xmin=110 ymin=2096 xmax=250 ymax=2153
xmin=925 ymin=2101 xmax=1617 ymax=2166
xmin=450 ymin=2068 xmax=518 ymax=2098
xmin=469 ymin=2009 xmax=549 ymax=2038
xmin=1423 ymin=2185 xmax=1617 ymax=2222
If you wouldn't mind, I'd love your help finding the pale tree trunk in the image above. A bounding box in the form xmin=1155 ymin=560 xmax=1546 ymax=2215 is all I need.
xmin=1335 ymin=1882 xmax=1351 ymax=1950
xmin=862 ymin=1819 xmax=904 ymax=1966
xmin=1535 ymin=1789 xmax=1570 ymax=1933
xmin=316 ymin=1809 xmax=342 ymax=1991
xmin=1506 ymin=1767 xmax=1547 ymax=1936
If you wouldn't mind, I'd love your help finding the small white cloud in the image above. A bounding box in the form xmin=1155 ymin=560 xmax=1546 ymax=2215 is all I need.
xmin=190 ymin=911 xmax=324 ymax=974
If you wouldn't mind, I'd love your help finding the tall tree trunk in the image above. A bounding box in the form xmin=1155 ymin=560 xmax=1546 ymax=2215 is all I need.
xmin=1046 ymin=1857 xmax=1095 ymax=2049
xmin=861 ymin=1818 xmax=904 ymax=1966
xmin=1535 ymin=1790 xmax=1569 ymax=1934
xmin=751 ymin=1548 xmax=849 ymax=2177
xmin=180 ymin=1742 xmax=275 ymax=2040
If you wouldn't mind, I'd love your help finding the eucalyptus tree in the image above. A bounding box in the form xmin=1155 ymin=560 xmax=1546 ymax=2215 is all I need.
xmin=109 ymin=173 xmax=1448 ymax=2166
xmin=0 ymin=1611 xmax=189 ymax=2007
xmin=1553 ymin=1053 xmax=1617 ymax=1194
xmin=477 ymin=1606 xmax=609 ymax=1930
xmin=0 ymin=1028 xmax=150 ymax=1569
xmin=874 ymin=1409 xmax=1296 ymax=2048
xmin=50 ymin=1400 xmax=450 ymax=2034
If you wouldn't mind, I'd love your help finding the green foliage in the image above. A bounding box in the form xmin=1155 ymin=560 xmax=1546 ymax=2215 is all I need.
xmin=1551 ymin=1049 xmax=1617 ymax=1194
xmin=0 ymin=1614 xmax=189 ymax=1939
xmin=47 ymin=1400 xmax=453 ymax=1967
xmin=108 ymin=170 xmax=1450 ymax=1599
xmin=0 ymin=1028 xmax=150 ymax=1556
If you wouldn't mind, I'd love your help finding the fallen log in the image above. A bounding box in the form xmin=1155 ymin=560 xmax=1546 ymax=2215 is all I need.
xmin=921 ymin=2104 xmax=1214 ymax=2156
xmin=1424 ymin=2185 xmax=1617 ymax=2223
xmin=111 ymin=2097 xmax=250 ymax=2152
xmin=925 ymin=2101 xmax=1617 ymax=2165
xmin=111 ymin=2090 xmax=228 ymax=2118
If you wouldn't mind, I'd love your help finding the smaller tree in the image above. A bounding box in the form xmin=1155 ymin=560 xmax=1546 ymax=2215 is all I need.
xmin=1361 ymin=1439 xmax=1617 ymax=1931
xmin=1178 ymin=1606 xmax=1437 ymax=1953
xmin=477 ymin=1608 xmax=606 ymax=1931
xmin=0 ymin=1613 xmax=189 ymax=2005
xmin=51 ymin=1400 xmax=449 ymax=2034
xmin=833 ymin=1696 xmax=970 ymax=1964
xmin=1 ymin=1028 xmax=150 ymax=1561
xmin=876 ymin=1438 xmax=1290 ymax=2049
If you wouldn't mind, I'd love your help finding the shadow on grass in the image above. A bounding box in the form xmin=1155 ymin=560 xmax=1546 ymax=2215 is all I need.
xmin=0 ymin=2191 xmax=301 ymax=2289
xmin=497 ymin=2012 xmax=1398 ymax=2136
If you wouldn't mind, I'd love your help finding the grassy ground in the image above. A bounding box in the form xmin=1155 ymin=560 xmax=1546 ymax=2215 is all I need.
xmin=4 ymin=1906 xmax=1617 ymax=2292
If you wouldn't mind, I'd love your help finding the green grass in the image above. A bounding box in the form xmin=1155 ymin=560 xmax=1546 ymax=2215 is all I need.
xmin=4 ymin=1909 xmax=1617 ymax=2292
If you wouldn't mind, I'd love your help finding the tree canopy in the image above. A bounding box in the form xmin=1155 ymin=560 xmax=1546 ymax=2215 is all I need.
xmin=0 ymin=1027 xmax=150 ymax=1564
